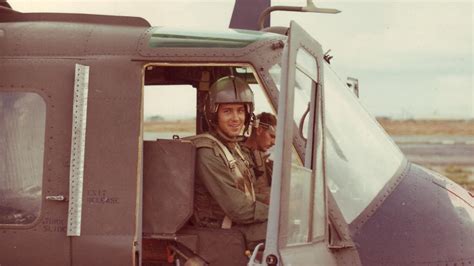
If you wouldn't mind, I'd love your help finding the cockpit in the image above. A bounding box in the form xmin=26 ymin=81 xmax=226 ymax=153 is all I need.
xmin=138 ymin=55 xmax=406 ymax=264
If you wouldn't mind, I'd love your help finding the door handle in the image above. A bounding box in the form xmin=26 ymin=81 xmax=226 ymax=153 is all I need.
xmin=45 ymin=195 xmax=67 ymax=201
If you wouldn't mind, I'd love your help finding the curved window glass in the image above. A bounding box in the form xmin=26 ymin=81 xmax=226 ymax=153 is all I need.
xmin=324 ymin=64 xmax=404 ymax=222
xmin=0 ymin=92 xmax=45 ymax=224
xmin=286 ymin=48 xmax=324 ymax=245
xmin=287 ymin=164 xmax=312 ymax=244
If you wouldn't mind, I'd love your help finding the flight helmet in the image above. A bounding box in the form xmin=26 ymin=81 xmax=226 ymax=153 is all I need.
xmin=205 ymin=75 xmax=255 ymax=133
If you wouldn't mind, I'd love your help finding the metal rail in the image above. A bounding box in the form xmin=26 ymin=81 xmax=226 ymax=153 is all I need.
xmin=67 ymin=64 xmax=90 ymax=236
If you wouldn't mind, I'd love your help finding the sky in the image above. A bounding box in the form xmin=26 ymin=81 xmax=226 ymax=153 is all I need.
xmin=8 ymin=0 xmax=473 ymax=119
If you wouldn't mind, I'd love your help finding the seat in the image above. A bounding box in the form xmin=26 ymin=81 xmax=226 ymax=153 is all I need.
xmin=142 ymin=139 xmax=195 ymax=235
xmin=142 ymin=138 xmax=248 ymax=266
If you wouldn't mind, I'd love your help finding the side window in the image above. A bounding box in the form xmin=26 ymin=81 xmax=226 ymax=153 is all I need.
xmin=143 ymin=65 xmax=273 ymax=139
xmin=286 ymin=48 xmax=319 ymax=245
xmin=251 ymin=83 xmax=274 ymax=114
xmin=0 ymin=92 xmax=45 ymax=225
xmin=144 ymin=85 xmax=196 ymax=140
xmin=250 ymin=82 xmax=277 ymax=157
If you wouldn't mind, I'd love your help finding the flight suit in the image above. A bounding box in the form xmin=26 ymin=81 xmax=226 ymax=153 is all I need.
xmin=188 ymin=132 xmax=268 ymax=249
xmin=241 ymin=146 xmax=273 ymax=205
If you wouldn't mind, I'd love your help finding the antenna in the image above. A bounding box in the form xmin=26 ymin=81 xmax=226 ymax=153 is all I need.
xmin=303 ymin=0 xmax=341 ymax=13
xmin=324 ymin=49 xmax=334 ymax=63
xmin=258 ymin=0 xmax=341 ymax=30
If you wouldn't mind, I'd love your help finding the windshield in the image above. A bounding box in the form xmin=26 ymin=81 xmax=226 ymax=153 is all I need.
xmin=324 ymin=63 xmax=405 ymax=223
xmin=269 ymin=61 xmax=405 ymax=223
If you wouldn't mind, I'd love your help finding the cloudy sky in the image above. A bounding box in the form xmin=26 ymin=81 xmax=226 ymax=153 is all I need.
xmin=9 ymin=0 xmax=473 ymax=119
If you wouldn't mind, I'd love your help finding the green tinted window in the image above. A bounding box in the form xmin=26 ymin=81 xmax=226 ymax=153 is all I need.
xmin=149 ymin=27 xmax=278 ymax=48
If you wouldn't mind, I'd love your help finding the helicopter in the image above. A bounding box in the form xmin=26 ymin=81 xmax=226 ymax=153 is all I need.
xmin=0 ymin=0 xmax=472 ymax=265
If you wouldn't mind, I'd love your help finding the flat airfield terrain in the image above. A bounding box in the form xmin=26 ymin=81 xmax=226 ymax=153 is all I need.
xmin=145 ymin=119 xmax=474 ymax=192
xmin=377 ymin=118 xmax=474 ymax=136
xmin=377 ymin=118 xmax=474 ymax=192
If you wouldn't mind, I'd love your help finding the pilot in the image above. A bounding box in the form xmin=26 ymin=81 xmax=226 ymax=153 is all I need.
xmin=241 ymin=112 xmax=277 ymax=205
xmin=188 ymin=75 xmax=268 ymax=250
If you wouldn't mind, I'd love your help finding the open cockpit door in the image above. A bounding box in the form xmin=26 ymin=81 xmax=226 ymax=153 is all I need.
xmin=262 ymin=21 xmax=332 ymax=265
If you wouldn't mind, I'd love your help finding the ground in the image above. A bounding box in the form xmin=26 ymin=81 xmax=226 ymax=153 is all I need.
xmin=144 ymin=119 xmax=195 ymax=133
xmin=377 ymin=118 xmax=474 ymax=136
xmin=377 ymin=118 xmax=474 ymax=192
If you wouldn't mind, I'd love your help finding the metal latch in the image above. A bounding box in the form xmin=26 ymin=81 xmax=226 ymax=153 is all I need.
xmin=45 ymin=195 xmax=66 ymax=201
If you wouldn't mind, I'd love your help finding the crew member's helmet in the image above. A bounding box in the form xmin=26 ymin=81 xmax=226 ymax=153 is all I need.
xmin=205 ymin=75 xmax=255 ymax=133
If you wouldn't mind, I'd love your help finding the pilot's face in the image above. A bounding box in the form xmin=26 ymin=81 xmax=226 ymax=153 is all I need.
xmin=256 ymin=127 xmax=276 ymax=152
xmin=217 ymin=103 xmax=246 ymax=138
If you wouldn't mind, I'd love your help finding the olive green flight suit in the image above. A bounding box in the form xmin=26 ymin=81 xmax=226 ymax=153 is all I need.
xmin=241 ymin=146 xmax=273 ymax=205
xmin=189 ymin=132 xmax=268 ymax=249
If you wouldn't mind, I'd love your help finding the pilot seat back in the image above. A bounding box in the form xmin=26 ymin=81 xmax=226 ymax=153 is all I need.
xmin=142 ymin=139 xmax=195 ymax=235
xmin=142 ymin=138 xmax=248 ymax=266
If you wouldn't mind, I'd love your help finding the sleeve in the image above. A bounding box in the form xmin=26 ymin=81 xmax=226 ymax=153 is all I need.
xmin=195 ymin=148 xmax=268 ymax=225
xmin=255 ymin=189 xmax=271 ymax=205
xmin=265 ymin=159 xmax=273 ymax=186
